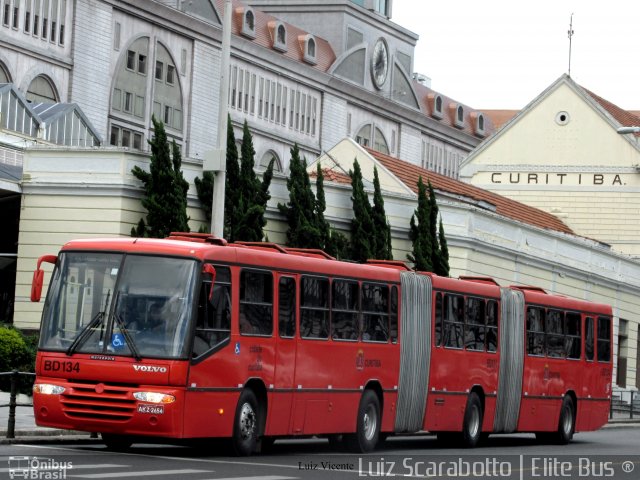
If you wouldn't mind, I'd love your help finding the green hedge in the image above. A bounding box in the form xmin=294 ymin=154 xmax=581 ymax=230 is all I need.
xmin=0 ymin=325 xmax=38 ymax=395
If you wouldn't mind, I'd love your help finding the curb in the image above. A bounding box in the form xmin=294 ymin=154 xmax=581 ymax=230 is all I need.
xmin=0 ymin=429 xmax=99 ymax=445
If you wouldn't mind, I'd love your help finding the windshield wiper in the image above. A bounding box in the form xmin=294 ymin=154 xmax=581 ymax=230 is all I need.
xmin=113 ymin=311 xmax=141 ymax=362
xmin=66 ymin=290 xmax=110 ymax=356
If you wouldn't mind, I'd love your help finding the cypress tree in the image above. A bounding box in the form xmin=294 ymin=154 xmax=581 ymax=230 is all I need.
xmin=194 ymin=171 xmax=214 ymax=224
xmin=372 ymin=166 xmax=393 ymax=260
xmin=407 ymin=176 xmax=433 ymax=271
xmin=349 ymin=159 xmax=375 ymax=263
xmin=278 ymin=144 xmax=322 ymax=248
xmin=235 ymin=120 xmax=274 ymax=242
xmin=315 ymin=163 xmax=349 ymax=258
xmin=315 ymin=163 xmax=330 ymax=249
xmin=224 ymin=115 xmax=241 ymax=240
xmin=436 ymin=218 xmax=450 ymax=276
xmin=131 ymin=116 xmax=190 ymax=238
xmin=428 ymin=181 xmax=440 ymax=271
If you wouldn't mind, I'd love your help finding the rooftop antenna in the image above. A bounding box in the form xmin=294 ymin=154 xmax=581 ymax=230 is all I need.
xmin=567 ymin=13 xmax=574 ymax=77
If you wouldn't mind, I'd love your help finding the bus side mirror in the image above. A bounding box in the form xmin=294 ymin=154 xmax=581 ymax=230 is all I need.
xmin=202 ymin=264 xmax=216 ymax=302
xmin=31 ymin=255 xmax=58 ymax=302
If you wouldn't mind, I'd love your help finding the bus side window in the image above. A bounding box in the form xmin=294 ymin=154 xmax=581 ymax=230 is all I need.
xmin=331 ymin=280 xmax=359 ymax=341
xmin=486 ymin=300 xmax=498 ymax=352
xmin=240 ymin=270 xmax=273 ymax=336
xmin=526 ymin=307 xmax=545 ymax=356
xmin=434 ymin=292 xmax=443 ymax=346
xmin=390 ymin=286 xmax=398 ymax=343
xmin=585 ymin=317 xmax=595 ymax=361
xmin=362 ymin=283 xmax=389 ymax=342
xmin=565 ymin=312 xmax=581 ymax=359
xmin=443 ymin=294 xmax=464 ymax=348
xmin=464 ymin=296 xmax=485 ymax=351
xmin=546 ymin=309 xmax=565 ymax=358
xmin=193 ymin=265 xmax=231 ymax=357
xmin=278 ymin=277 xmax=296 ymax=338
xmin=301 ymin=276 xmax=329 ymax=339
xmin=597 ymin=316 xmax=611 ymax=362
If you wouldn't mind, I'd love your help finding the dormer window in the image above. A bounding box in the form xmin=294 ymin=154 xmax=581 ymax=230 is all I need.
xmin=268 ymin=21 xmax=288 ymax=52
xmin=451 ymin=103 xmax=464 ymax=128
xmin=428 ymin=93 xmax=443 ymax=119
xmin=302 ymin=35 xmax=317 ymax=65
xmin=470 ymin=112 xmax=486 ymax=137
xmin=240 ymin=7 xmax=256 ymax=39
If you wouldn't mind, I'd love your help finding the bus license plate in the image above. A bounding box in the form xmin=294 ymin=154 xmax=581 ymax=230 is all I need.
xmin=137 ymin=404 xmax=164 ymax=415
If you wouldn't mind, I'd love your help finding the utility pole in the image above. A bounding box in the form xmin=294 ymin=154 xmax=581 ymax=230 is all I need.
xmin=205 ymin=0 xmax=232 ymax=237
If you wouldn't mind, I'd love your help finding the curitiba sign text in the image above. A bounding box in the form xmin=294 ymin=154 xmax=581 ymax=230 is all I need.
xmin=490 ymin=173 xmax=626 ymax=186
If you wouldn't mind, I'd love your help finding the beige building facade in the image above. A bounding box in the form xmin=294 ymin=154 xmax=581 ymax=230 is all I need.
xmin=460 ymin=74 xmax=640 ymax=390
xmin=460 ymin=74 xmax=640 ymax=258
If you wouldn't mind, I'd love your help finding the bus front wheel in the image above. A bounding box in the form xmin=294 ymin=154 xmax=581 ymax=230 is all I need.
xmin=231 ymin=389 xmax=259 ymax=456
xmin=461 ymin=392 xmax=483 ymax=448
xmin=346 ymin=390 xmax=380 ymax=453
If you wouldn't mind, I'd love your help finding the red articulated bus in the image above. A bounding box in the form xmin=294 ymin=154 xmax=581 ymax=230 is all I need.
xmin=30 ymin=233 xmax=613 ymax=455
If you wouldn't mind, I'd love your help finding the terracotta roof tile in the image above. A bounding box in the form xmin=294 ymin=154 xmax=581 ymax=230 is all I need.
xmin=365 ymin=148 xmax=574 ymax=236
xmin=216 ymin=0 xmax=336 ymax=72
xmin=310 ymin=167 xmax=352 ymax=184
xmin=481 ymin=110 xmax=519 ymax=129
xmin=583 ymin=88 xmax=640 ymax=136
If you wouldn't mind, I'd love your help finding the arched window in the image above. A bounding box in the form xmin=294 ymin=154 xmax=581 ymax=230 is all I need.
xmin=259 ymin=151 xmax=282 ymax=172
xmin=430 ymin=94 xmax=443 ymax=119
xmin=308 ymin=38 xmax=316 ymax=57
xmin=241 ymin=9 xmax=256 ymax=38
xmin=109 ymin=37 xmax=183 ymax=151
xmin=355 ymin=124 xmax=389 ymax=155
xmin=271 ymin=21 xmax=287 ymax=52
xmin=303 ymin=35 xmax=317 ymax=64
xmin=246 ymin=10 xmax=255 ymax=30
xmin=26 ymin=75 xmax=58 ymax=103
xmin=453 ymin=104 xmax=464 ymax=128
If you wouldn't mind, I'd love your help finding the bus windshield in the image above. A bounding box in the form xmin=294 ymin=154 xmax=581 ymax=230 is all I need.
xmin=39 ymin=251 xmax=198 ymax=359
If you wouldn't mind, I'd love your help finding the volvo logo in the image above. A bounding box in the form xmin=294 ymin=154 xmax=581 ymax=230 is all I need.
xmin=133 ymin=365 xmax=167 ymax=373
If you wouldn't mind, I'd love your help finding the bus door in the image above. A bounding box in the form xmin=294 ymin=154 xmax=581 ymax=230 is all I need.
xmin=266 ymin=274 xmax=298 ymax=436
xmin=521 ymin=305 xmax=557 ymax=430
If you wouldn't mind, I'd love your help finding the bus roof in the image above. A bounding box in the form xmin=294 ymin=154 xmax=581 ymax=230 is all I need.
xmin=58 ymin=236 xmax=612 ymax=313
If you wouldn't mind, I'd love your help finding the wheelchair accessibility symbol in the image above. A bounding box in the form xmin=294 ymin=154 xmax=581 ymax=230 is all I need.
xmin=111 ymin=333 xmax=125 ymax=349
xmin=235 ymin=342 xmax=240 ymax=355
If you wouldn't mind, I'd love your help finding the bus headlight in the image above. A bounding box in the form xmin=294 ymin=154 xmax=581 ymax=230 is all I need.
xmin=33 ymin=384 xmax=65 ymax=395
xmin=133 ymin=392 xmax=175 ymax=404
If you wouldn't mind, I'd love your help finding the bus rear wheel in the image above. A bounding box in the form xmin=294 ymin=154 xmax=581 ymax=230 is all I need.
xmin=461 ymin=392 xmax=483 ymax=448
xmin=345 ymin=390 xmax=380 ymax=453
xmin=231 ymin=389 xmax=259 ymax=456
xmin=555 ymin=396 xmax=575 ymax=444
xmin=101 ymin=433 xmax=133 ymax=451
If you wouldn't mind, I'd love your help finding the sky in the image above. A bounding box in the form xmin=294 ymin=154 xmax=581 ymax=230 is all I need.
xmin=391 ymin=1 xmax=640 ymax=111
